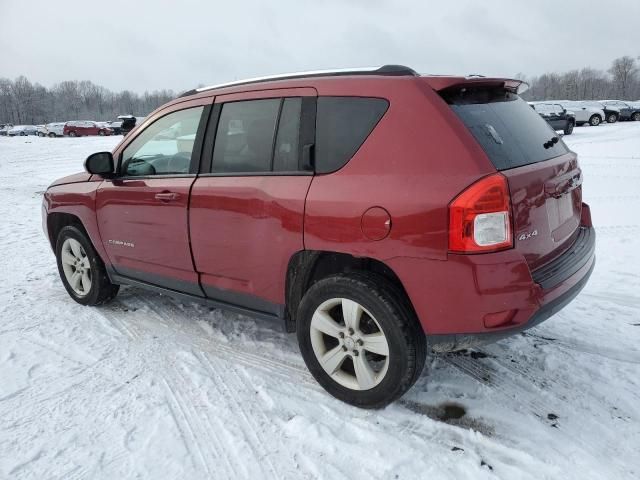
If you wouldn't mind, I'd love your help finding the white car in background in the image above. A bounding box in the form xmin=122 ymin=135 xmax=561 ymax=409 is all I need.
xmin=36 ymin=125 xmax=47 ymax=137
xmin=44 ymin=122 xmax=66 ymax=137
xmin=553 ymin=101 xmax=605 ymax=126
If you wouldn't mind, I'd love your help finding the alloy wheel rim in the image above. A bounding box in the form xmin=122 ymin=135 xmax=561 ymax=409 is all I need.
xmin=309 ymin=298 xmax=390 ymax=391
xmin=61 ymin=238 xmax=92 ymax=296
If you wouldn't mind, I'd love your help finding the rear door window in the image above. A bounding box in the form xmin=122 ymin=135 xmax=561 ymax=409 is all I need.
xmin=315 ymin=97 xmax=389 ymax=174
xmin=442 ymin=88 xmax=569 ymax=171
xmin=212 ymin=99 xmax=280 ymax=173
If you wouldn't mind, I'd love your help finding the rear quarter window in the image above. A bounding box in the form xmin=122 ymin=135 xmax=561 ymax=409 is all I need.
xmin=443 ymin=88 xmax=569 ymax=171
xmin=315 ymin=97 xmax=389 ymax=174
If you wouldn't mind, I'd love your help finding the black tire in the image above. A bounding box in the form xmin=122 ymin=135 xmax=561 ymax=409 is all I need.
xmin=20 ymin=131 xmax=26 ymax=136
xmin=69 ymin=131 xmax=77 ymax=137
xmin=563 ymin=121 xmax=574 ymax=135
xmin=589 ymin=114 xmax=601 ymax=126
xmin=297 ymin=272 xmax=427 ymax=409
xmin=98 ymin=130 xmax=105 ymax=136
xmin=55 ymin=225 xmax=119 ymax=306
xmin=632 ymin=112 xmax=640 ymax=122
xmin=48 ymin=133 xmax=56 ymax=138
xmin=576 ymin=122 xmax=585 ymax=127
xmin=608 ymin=113 xmax=618 ymax=123
xmin=38 ymin=132 xmax=45 ymax=137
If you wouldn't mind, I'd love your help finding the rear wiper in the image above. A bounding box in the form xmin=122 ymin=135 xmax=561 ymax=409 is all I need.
xmin=543 ymin=136 xmax=559 ymax=149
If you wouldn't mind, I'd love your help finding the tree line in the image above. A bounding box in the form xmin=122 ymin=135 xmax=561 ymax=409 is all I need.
xmin=2 ymin=55 xmax=639 ymax=124
xmin=0 ymin=77 xmax=176 ymax=125
xmin=520 ymin=55 xmax=640 ymax=101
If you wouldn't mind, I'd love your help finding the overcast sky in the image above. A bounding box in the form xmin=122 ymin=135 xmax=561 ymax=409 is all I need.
xmin=2 ymin=0 xmax=639 ymax=93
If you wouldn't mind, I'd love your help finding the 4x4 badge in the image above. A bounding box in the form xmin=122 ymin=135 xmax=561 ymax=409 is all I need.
xmin=518 ymin=230 xmax=538 ymax=241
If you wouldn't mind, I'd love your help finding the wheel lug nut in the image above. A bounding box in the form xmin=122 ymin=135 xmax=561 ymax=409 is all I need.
xmin=348 ymin=328 xmax=354 ymax=335
xmin=357 ymin=339 xmax=364 ymax=346
xmin=342 ymin=345 xmax=348 ymax=352
xmin=339 ymin=332 xmax=344 ymax=338
xmin=352 ymin=350 xmax=359 ymax=356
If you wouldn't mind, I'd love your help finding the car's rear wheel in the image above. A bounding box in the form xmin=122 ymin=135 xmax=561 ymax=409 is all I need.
xmin=608 ymin=113 xmax=619 ymax=123
xmin=632 ymin=112 xmax=640 ymax=122
xmin=98 ymin=130 xmax=105 ymax=136
xmin=589 ymin=114 xmax=601 ymax=126
xmin=564 ymin=121 xmax=574 ymax=135
xmin=68 ymin=131 xmax=77 ymax=137
xmin=48 ymin=133 xmax=56 ymax=138
xmin=55 ymin=225 xmax=119 ymax=306
xmin=297 ymin=273 xmax=426 ymax=409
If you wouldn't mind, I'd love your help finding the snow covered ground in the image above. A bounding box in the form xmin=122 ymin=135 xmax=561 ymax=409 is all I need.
xmin=0 ymin=124 xmax=639 ymax=480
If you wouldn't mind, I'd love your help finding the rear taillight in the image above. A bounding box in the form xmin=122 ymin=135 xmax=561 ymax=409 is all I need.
xmin=448 ymin=173 xmax=513 ymax=253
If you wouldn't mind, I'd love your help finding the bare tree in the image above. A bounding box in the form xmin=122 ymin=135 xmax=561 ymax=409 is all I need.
xmin=608 ymin=56 xmax=638 ymax=98
xmin=0 ymin=76 xmax=176 ymax=124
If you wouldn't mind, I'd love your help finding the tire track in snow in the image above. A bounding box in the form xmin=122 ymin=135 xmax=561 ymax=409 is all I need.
xmin=198 ymin=353 xmax=280 ymax=479
xmin=160 ymin=375 xmax=219 ymax=478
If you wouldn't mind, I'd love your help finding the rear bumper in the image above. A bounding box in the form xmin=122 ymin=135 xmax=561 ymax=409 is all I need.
xmin=428 ymin=254 xmax=594 ymax=351
xmin=388 ymin=217 xmax=596 ymax=352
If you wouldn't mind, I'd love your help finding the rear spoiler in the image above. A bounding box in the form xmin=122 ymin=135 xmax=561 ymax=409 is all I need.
xmin=422 ymin=76 xmax=529 ymax=95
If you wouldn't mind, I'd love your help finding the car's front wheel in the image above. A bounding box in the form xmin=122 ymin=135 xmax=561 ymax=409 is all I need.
xmin=589 ymin=114 xmax=602 ymax=126
xmin=98 ymin=130 xmax=105 ymax=136
xmin=68 ymin=131 xmax=77 ymax=137
xmin=608 ymin=113 xmax=619 ymax=123
xmin=632 ymin=112 xmax=640 ymax=122
xmin=297 ymin=273 xmax=426 ymax=409
xmin=48 ymin=133 xmax=56 ymax=138
xmin=56 ymin=225 xmax=119 ymax=306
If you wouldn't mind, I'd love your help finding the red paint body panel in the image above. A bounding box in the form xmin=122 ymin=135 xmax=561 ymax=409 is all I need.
xmin=49 ymin=172 xmax=93 ymax=187
xmin=190 ymin=176 xmax=311 ymax=305
xmin=95 ymin=177 xmax=199 ymax=291
xmin=43 ymin=181 xmax=110 ymax=263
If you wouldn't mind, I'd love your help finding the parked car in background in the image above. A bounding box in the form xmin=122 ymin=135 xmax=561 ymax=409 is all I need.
xmin=43 ymin=66 xmax=595 ymax=408
xmin=552 ymin=101 xmax=605 ymax=126
xmin=63 ymin=121 xmax=113 ymax=137
xmin=577 ymin=101 xmax=620 ymax=123
xmin=8 ymin=125 xmax=38 ymax=136
xmin=45 ymin=122 xmax=66 ymax=137
xmin=37 ymin=125 xmax=47 ymax=137
xmin=118 ymin=115 xmax=146 ymax=135
xmin=530 ymin=102 xmax=575 ymax=134
xmin=107 ymin=120 xmax=123 ymax=135
xmin=0 ymin=124 xmax=13 ymax=136
xmin=601 ymin=101 xmax=640 ymax=121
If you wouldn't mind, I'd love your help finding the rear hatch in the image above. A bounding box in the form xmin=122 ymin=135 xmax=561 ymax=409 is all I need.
xmin=440 ymin=82 xmax=582 ymax=271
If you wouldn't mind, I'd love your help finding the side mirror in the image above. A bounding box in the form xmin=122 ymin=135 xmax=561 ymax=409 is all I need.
xmin=84 ymin=151 xmax=114 ymax=176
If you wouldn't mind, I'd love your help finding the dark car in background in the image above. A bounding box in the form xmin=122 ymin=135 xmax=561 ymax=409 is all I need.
xmin=107 ymin=120 xmax=123 ymax=135
xmin=601 ymin=100 xmax=640 ymax=121
xmin=118 ymin=115 xmax=145 ymax=135
xmin=530 ymin=103 xmax=575 ymax=134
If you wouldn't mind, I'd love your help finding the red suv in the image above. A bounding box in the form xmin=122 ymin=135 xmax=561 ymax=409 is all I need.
xmin=63 ymin=121 xmax=113 ymax=137
xmin=43 ymin=66 xmax=595 ymax=408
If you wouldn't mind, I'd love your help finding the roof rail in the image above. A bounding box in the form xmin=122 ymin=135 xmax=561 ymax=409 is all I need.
xmin=179 ymin=65 xmax=418 ymax=97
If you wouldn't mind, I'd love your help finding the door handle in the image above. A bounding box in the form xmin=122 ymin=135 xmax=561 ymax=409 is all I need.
xmin=155 ymin=192 xmax=180 ymax=202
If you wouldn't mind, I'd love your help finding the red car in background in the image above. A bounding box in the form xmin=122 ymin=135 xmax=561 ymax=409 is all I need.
xmin=63 ymin=121 xmax=113 ymax=137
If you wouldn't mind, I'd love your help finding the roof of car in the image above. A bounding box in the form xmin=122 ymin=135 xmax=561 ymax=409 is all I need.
xmin=176 ymin=67 xmax=528 ymax=107
xmin=180 ymin=65 xmax=420 ymax=97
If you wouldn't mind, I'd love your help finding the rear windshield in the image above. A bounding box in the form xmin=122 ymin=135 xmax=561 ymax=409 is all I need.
xmin=442 ymin=87 xmax=569 ymax=171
